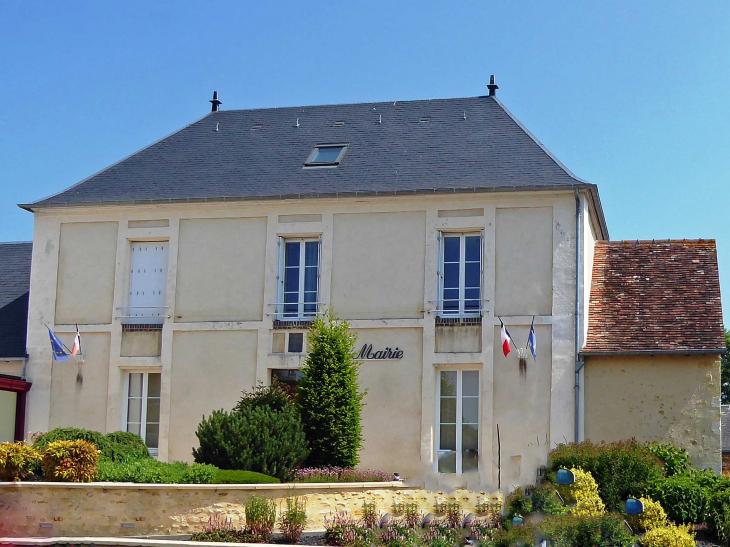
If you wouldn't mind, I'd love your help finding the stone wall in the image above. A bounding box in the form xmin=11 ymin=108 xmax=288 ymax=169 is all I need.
xmin=0 ymin=482 xmax=501 ymax=538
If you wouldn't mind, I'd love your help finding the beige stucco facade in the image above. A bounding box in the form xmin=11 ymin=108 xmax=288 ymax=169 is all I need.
xmin=584 ymin=354 xmax=722 ymax=472
xmin=22 ymin=188 xmax=682 ymax=491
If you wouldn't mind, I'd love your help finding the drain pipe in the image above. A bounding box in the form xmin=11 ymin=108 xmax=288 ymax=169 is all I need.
xmin=574 ymin=190 xmax=584 ymax=443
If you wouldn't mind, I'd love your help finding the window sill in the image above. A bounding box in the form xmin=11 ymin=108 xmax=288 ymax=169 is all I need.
xmin=273 ymin=319 xmax=314 ymax=330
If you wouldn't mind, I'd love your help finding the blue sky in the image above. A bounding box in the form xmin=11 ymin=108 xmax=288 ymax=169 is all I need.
xmin=1 ymin=1 xmax=728 ymax=321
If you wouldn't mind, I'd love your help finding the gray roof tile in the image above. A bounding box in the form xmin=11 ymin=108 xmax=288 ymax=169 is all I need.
xmin=0 ymin=242 xmax=32 ymax=358
xmin=21 ymin=96 xmax=600 ymax=212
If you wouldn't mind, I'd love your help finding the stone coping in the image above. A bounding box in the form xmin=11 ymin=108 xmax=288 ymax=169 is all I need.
xmin=0 ymin=480 xmax=406 ymax=491
xmin=0 ymin=539 xmax=273 ymax=547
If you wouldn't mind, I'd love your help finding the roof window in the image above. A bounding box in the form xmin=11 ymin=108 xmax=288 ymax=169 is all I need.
xmin=304 ymin=144 xmax=348 ymax=167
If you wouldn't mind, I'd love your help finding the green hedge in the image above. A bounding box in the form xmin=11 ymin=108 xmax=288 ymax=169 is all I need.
xmin=213 ymin=469 xmax=280 ymax=484
xmin=644 ymin=473 xmax=714 ymax=525
xmin=97 ymin=458 xmax=216 ymax=484
xmin=548 ymin=440 xmax=664 ymax=511
xmin=33 ymin=428 xmax=151 ymax=463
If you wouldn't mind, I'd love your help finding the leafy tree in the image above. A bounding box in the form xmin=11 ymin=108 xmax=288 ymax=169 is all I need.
xmin=722 ymin=330 xmax=730 ymax=404
xmin=297 ymin=314 xmax=366 ymax=468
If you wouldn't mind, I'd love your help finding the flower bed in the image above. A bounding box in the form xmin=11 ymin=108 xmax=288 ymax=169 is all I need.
xmin=294 ymin=467 xmax=391 ymax=483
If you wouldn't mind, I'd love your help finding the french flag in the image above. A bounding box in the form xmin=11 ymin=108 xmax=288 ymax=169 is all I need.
xmin=71 ymin=324 xmax=82 ymax=357
xmin=500 ymin=321 xmax=512 ymax=357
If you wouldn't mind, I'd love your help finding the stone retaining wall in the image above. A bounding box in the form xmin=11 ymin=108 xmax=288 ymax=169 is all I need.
xmin=0 ymin=482 xmax=501 ymax=538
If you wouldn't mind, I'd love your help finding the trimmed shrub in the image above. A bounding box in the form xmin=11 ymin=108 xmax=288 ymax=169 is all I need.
xmin=193 ymin=405 xmax=308 ymax=481
xmin=32 ymin=428 xmax=150 ymax=462
xmin=641 ymin=523 xmax=695 ymax=547
xmin=298 ymin=315 xmax=366 ymax=468
xmin=568 ymin=468 xmax=605 ymax=517
xmin=708 ymin=486 xmax=730 ymax=545
xmin=42 ymin=440 xmax=99 ymax=482
xmin=0 ymin=442 xmax=42 ymax=481
xmin=627 ymin=497 xmax=667 ymax=532
xmin=213 ymin=469 xmax=279 ymax=484
xmin=235 ymin=381 xmax=293 ymax=413
xmin=531 ymin=485 xmax=569 ymax=516
xmin=96 ymin=458 xmax=215 ymax=483
xmin=549 ymin=440 xmax=664 ymax=511
xmin=539 ymin=513 xmax=634 ymax=547
xmin=644 ymin=474 xmax=710 ymax=525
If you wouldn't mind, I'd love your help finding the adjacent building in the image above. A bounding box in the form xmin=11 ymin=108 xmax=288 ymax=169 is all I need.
xmin=8 ymin=84 xmax=725 ymax=487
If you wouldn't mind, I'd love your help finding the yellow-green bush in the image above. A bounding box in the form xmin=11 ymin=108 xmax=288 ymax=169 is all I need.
xmin=627 ymin=497 xmax=667 ymax=532
xmin=0 ymin=442 xmax=41 ymax=481
xmin=42 ymin=440 xmax=99 ymax=482
xmin=640 ymin=523 xmax=694 ymax=547
xmin=563 ymin=468 xmax=605 ymax=517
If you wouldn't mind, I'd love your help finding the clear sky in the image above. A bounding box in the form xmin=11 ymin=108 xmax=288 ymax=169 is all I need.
xmin=1 ymin=1 xmax=728 ymax=320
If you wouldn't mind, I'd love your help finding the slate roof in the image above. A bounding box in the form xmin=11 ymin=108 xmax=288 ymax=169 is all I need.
xmin=583 ymin=240 xmax=725 ymax=355
xmin=19 ymin=95 xmax=607 ymax=236
xmin=723 ymin=405 xmax=730 ymax=453
xmin=0 ymin=242 xmax=32 ymax=358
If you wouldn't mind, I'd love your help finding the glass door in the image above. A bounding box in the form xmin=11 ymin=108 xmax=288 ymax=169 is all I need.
xmin=436 ymin=369 xmax=480 ymax=473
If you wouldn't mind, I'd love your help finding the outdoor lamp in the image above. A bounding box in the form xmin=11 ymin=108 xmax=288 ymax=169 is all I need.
xmin=625 ymin=498 xmax=644 ymax=515
xmin=556 ymin=468 xmax=575 ymax=486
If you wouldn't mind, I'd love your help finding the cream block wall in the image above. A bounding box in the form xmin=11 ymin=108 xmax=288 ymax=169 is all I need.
xmin=168 ymin=330 xmax=258 ymax=461
xmin=23 ymin=189 xmax=595 ymax=491
xmin=584 ymin=355 xmax=722 ymax=473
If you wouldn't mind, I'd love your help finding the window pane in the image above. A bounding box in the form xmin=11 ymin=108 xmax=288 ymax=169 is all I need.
xmin=288 ymin=333 xmax=304 ymax=353
xmin=304 ymin=267 xmax=317 ymax=292
xmin=127 ymin=398 xmax=142 ymax=423
xmin=465 ymin=263 xmax=480 ymax=288
xmin=285 ymin=242 xmax=300 ymax=267
xmin=311 ymin=146 xmax=343 ymax=163
xmin=440 ymin=371 xmax=457 ymax=397
xmin=148 ymin=373 xmax=161 ymax=397
xmin=146 ymin=399 xmax=160 ymax=423
xmin=462 ymin=447 xmax=479 ymax=473
xmin=438 ymin=451 xmax=457 ymax=474
xmin=145 ymin=423 xmax=159 ymax=449
xmin=126 ymin=422 xmax=141 ymax=436
xmin=443 ymin=264 xmax=459 ymax=288
xmin=465 ymin=236 xmax=481 ymax=262
xmin=305 ymin=241 xmax=319 ymax=266
xmin=443 ymin=289 xmax=459 ymax=311
xmin=284 ymin=268 xmax=299 ymax=292
xmin=271 ymin=369 xmax=304 ymax=386
xmin=443 ymin=237 xmax=460 ymax=263
xmin=439 ymin=425 xmax=456 ymax=451
xmin=462 ymin=397 xmax=479 ymax=424
xmin=440 ymin=397 xmax=456 ymax=423
xmin=462 ymin=423 xmax=479 ymax=451
xmin=128 ymin=373 xmax=143 ymax=397
xmin=462 ymin=371 xmax=479 ymax=397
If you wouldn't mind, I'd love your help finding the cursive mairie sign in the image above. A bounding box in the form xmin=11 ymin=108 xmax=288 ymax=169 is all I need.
xmin=356 ymin=344 xmax=404 ymax=360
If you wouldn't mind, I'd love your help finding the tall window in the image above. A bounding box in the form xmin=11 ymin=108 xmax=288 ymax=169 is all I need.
xmin=124 ymin=372 xmax=161 ymax=456
xmin=125 ymin=242 xmax=169 ymax=324
xmin=277 ymin=237 xmax=321 ymax=320
xmin=436 ymin=369 xmax=479 ymax=474
xmin=438 ymin=233 xmax=482 ymax=316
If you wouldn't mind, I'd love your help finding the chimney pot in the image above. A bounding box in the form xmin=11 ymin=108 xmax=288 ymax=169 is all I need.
xmin=210 ymin=91 xmax=222 ymax=112
xmin=487 ymin=75 xmax=499 ymax=97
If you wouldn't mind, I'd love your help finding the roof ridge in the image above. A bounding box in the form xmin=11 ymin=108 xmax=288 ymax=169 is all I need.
xmin=489 ymin=96 xmax=586 ymax=184
xmin=598 ymin=239 xmax=716 ymax=245
xmin=217 ymin=95 xmax=488 ymax=114
xmin=19 ymin=112 xmax=214 ymax=211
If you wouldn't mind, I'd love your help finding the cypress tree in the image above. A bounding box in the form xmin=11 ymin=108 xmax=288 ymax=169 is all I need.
xmin=298 ymin=314 xmax=366 ymax=468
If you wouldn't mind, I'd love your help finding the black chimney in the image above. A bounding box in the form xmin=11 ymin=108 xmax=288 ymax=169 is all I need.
xmin=487 ymin=75 xmax=499 ymax=97
xmin=210 ymin=91 xmax=222 ymax=112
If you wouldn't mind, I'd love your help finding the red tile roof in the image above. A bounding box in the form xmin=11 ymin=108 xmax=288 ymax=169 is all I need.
xmin=584 ymin=240 xmax=725 ymax=355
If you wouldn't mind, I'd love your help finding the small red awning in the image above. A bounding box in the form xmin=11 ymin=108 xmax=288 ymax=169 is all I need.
xmin=0 ymin=375 xmax=31 ymax=392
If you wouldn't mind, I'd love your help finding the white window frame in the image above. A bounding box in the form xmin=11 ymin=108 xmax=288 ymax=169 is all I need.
xmin=122 ymin=371 xmax=161 ymax=457
xmin=434 ymin=368 xmax=480 ymax=474
xmin=276 ymin=236 xmax=322 ymax=320
xmin=437 ymin=231 xmax=484 ymax=317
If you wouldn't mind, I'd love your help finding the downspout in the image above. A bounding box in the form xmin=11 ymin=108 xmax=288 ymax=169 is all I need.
xmin=574 ymin=190 xmax=584 ymax=443
xmin=21 ymin=354 xmax=28 ymax=381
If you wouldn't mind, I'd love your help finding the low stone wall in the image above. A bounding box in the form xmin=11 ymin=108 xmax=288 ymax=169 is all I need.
xmin=0 ymin=482 xmax=501 ymax=538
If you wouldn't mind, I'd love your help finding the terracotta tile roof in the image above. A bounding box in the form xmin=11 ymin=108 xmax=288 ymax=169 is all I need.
xmin=584 ymin=239 xmax=725 ymax=355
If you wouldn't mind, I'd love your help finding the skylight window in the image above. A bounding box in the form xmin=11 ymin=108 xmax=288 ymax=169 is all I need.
xmin=305 ymin=144 xmax=348 ymax=167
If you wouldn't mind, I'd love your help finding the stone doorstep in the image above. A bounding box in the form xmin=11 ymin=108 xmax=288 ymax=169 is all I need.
xmin=0 ymin=539 xmax=291 ymax=547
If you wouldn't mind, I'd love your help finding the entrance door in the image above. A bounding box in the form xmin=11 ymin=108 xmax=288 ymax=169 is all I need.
xmin=436 ymin=369 xmax=480 ymax=474
xmin=128 ymin=242 xmax=168 ymax=324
